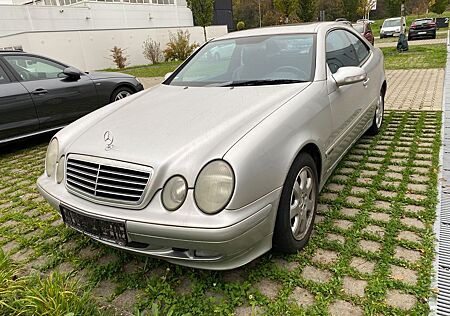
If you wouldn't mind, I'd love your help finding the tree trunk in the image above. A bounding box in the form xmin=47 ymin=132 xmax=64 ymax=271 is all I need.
xmin=203 ymin=26 xmax=207 ymax=42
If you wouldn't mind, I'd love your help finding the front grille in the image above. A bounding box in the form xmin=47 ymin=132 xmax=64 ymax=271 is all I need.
xmin=66 ymin=156 xmax=151 ymax=205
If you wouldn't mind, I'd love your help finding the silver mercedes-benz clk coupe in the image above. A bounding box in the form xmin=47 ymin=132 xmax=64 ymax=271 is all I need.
xmin=37 ymin=22 xmax=386 ymax=270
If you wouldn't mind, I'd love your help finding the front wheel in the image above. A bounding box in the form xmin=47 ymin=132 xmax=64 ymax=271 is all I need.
xmin=110 ymin=86 xmax=134 ymax=103
xmin=273 ymin=153 xmax=318 ymax=253
xmin=367 ymin=91 xmax=384 ymax=135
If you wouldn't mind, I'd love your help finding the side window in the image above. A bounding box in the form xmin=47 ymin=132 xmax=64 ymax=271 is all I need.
xmin=0 ymin=65 xmax=10 ymax=84
xmin=4 ymin=55 xmax=65 ymax=82
xmin=346 ymin=32 xmax=370 ymax=63
xmin=326 ymin=30 xmax=359 ymax=74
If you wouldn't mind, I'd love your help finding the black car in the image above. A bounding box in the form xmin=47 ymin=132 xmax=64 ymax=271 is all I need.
xmin=0 ymin=51 xmax=144 ymax=144
xmin=408 ymin=18 xmax=437 ymax=40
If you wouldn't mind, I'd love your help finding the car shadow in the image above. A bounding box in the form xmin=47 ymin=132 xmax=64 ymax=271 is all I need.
xmin=0 ymin=132 xmax=55 ymax=156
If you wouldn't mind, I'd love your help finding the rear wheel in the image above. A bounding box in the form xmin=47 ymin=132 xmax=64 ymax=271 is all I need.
xmin=110 ymin=86 xmax=134 ymax=103
xmin=367 ymin=90 xmax=384 ymax=135
xmin=273 ymin=153 xmax=318 ymax=253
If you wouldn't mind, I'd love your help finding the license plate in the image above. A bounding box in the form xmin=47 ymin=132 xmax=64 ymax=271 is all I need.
xmin=418 ymin=31 xmax=427 ymax=35
xmin=61 ymin=206 xmax=127 ymax=246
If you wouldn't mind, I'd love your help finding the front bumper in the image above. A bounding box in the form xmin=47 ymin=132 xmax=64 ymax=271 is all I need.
xmin=37 ymin=175 xmax=281 ymax=270
xmin=380 ymin=31 xmax=400 ymax=37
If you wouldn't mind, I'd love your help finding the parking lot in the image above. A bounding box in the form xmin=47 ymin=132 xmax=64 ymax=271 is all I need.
xmin=0 ymin=63 xmax=443 ymax=315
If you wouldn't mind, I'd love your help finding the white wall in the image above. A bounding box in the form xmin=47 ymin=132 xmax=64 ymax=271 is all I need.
xmin=0 ymin=2 xmax=194 ymax=36
xmin=0 ymin=25 xmax=228 ymax=71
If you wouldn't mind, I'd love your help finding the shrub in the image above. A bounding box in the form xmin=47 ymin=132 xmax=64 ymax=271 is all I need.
xmin=237 ymin=21 xmax=245 ymax=30
xmin=163 ymin=30 xmax=199 ymax=62
xmin=143 ymin=38 xmax=163 ymax=64
xmin=110 ymin=46 xmax=129 ymax=69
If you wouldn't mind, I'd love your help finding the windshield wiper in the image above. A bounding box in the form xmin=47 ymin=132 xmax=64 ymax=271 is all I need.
xmin=223 ymin=79 xmax=307 ymax=87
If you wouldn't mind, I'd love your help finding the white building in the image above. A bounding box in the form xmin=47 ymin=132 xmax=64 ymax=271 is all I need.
xmin=0 ymin=0 xmax=227 ymax=70
xmin=0 ymin=0 xmax=193 ymax=36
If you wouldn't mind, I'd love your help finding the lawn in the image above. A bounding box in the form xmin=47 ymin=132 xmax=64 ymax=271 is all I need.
xmin=0 ymin=111 xmax=441 ymax=315
xmin=102 ymin=60 xmax=182 ymax=78
xmin=382 ymin=44 xmax=447 ymax=69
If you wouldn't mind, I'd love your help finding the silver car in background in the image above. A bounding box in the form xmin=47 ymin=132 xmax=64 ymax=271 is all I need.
xmin=37 ymin=22 xmax=386 ymax=270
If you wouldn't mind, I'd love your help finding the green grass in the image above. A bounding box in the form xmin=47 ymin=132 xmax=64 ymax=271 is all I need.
xmin=0 ymin=111 xmax=441 ymax=315
xmin=101 ymin=61 xmax=182 ymax=78
xmin=370 ymin=11 xmax=450 ymax=37
xmin=382 ymin=44 xmax=447 ymax=69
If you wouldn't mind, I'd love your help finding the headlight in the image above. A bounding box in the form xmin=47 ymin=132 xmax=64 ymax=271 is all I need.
xmin=162 ymin=175 xmax=187 ymax=211
xmin=45 ymin=138 xmax=59 ymax=177
xmin=56 ymin=156 xmax=65 ymax=184
xmin=194 ymin=160 xmax=234 ymax=214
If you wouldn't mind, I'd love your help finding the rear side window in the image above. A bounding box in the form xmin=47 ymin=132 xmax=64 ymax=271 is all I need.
xmin=0 ymin=65 xmax=10 ymax=84
xmin=345 ymin=32 xmax=370 ymax=63
xmin=326 ymin=30 xmax=359 ymax=74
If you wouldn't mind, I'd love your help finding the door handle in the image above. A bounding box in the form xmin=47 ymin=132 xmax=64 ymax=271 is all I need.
xmin=31 ymin=88 xmax=48 ymax=95
xmin=363 ymin=78 xmax=370 ymax=87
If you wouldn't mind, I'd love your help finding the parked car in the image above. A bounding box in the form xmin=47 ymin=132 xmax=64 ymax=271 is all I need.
xmin=356 ymin=19 xmax=375 ymax=24
xmin=38 ymin=22 xmax=386 ymax=270
xmin=335 ymin=18 xmax=352 ymax=26
xmin=408 ymin=18 xmax=437 ymax=40
xmin=353 ymin=22 xmax=375 ymax=45
xmin=380 ymin=17 xmax=406 ymax=38
xmin=0 ymin=51 xmax=143 ymax=144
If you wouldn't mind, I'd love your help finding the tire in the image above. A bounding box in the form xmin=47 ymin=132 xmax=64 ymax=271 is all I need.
xmin=367 ymin=90 xmax=384 ymax=136
xmin=110 ymin=86 xmax=134 ymax=103
xmin=273 ymin=152 xmax=318 ymax=253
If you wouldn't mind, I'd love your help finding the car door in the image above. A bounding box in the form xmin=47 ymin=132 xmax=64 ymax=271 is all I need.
xmin=3 ymin=54 xmax=98 ymax=130
xmin=325 ymin=29 xmax=371 ymax=165
xmin=0 ymin=58 xmax=39 ymax=142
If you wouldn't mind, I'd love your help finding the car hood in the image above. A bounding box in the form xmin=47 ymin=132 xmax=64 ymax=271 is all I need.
xmin=86 ymin=71 xmax=134 ymax=80
xmin=65 ymin=83 xmax=310 ymax=184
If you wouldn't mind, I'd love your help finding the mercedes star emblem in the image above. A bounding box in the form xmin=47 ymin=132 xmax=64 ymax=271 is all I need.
xmin=103 ymin=131 xmax=114 ymax=150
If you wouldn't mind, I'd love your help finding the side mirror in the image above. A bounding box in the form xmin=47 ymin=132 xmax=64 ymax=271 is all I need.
xmin=332 ymin=66 xmax=367 ymax=87
xmin=63 ymin=67 xmax=81 ymax=80
xmin=164 ymin=72 xmax=173 ymax=80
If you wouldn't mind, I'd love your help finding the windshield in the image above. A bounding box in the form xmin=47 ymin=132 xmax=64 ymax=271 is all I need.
xmin=167 ymin=34 xmax=315 ymax=87
xmin=383 ymin=19 xmax=401 ymax=27
xmin=353 ymin=24 xmax=364 ymax=33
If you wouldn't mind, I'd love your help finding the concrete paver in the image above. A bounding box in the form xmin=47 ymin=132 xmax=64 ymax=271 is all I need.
xmin=385 ymin=68 xmax=444 ymax=110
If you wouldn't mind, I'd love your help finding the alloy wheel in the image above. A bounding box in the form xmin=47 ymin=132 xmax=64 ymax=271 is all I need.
xmin=375 ymin=94 xmax=384 ymax=128
xmin=115 ymin=90 xmax=131 ymax=101
xmin=290 ymin=166 xmax=316 ymax=240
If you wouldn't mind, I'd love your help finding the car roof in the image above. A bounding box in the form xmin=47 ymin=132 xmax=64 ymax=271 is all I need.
xmin=384 ymin=17 xmax=401 ymax=21
xmin=415 ymin=18 xmax=433 ymax=21
xmin=0 ymin=50 xmax=26 ymax=54
xmin=211 ymin=22 xmax=342 ymax=41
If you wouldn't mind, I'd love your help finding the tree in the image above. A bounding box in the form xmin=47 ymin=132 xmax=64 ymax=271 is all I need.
xmin=316 ymin=0 xmax=344 ymax=20
xmin=233 ymin=0 xmax=273 ymax=28
xmin=298 ymin=0 xmax=316 ymax=22
xmin=274 ymin=0 xmax=299 ymax=23
xmin=431 ymin=0 xmax=446 ymax=14
xmin=357 ymin=0 xmax=377 ymax=19
xmin=186 ymin=0 xmax=214 ymax=41
xmin=342 ymin=0 xmax=360 ymax=21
